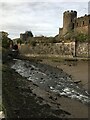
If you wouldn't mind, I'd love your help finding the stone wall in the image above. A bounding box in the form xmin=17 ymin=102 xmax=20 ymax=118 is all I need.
xmin=18 ymin=42 xmax=88 ymax=57
xmin=76 ymin=42 xmax=88 ymax=57
xmin=74 ymin=26 xmax=88 ymax=35
xmin=74 ymin=15 xmax=90 ymax=28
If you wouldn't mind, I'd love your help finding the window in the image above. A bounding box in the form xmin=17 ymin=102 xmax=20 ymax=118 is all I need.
xmin=83 ymin=21 xmax=84 ymax=25
xmin=71 ymin=19 xmax=72 ymax=22
xmin=77 ymin=23 xmax=78 ymax=26
xmin=72 ymin=23 xmax=74 ymax=29
xmin=89 ymin=20 xmax=90 ymax=24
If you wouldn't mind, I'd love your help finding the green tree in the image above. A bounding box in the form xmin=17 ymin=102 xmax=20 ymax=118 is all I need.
xmin=1 ymin=31 xmax=12 ymax=49
xmin=17 ymin=38 xmax=23 ymax=44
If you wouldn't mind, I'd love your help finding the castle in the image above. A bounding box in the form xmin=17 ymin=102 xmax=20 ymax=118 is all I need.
xmin=19 ymin=10 xmax=89 ymax=57
xmin=20 ymin=10 xmax=90 ymax=41
xmin=59 ymin=10 xmax=90 ymax=37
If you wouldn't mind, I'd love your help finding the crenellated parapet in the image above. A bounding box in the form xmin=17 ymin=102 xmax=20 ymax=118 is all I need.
xmin=59 ymin=10 xmax=90 ymax=36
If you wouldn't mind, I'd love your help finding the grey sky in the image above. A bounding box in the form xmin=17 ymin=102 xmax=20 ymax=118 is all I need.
xmin=0 ymin=0 xmax=89 ymax=39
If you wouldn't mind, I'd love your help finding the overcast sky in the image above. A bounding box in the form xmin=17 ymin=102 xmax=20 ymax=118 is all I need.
xmin=0 ymin=0 xmax=89 ymax=39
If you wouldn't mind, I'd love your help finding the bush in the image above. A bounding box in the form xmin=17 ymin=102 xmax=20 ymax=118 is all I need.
xmin=29 ymin=40 xmax=36 ymax=46
xmin=75 ymin=33 xmax=88 ymax=42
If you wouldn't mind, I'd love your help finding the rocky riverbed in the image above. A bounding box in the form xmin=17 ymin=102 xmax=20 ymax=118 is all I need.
xmin=2 ymin=61 xmax=71 ymax=119
xmin=11 ymin=59 xmax=90 ymax=105
xmin=2 ymin=56 xmax=90 ymax=119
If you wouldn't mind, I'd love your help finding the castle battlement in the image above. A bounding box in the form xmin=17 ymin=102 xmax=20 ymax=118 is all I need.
xmin=59 ymin=10 xmax=90 ymax=36
xmin=64 ymin=10 xmax=77 ymax=14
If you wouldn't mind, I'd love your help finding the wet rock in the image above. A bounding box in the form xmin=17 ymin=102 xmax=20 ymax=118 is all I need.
xmin=33 ymin=93 xmax=36 ymax=96
xmin=33 ymin=83 xmax=38 ymax=87
xmin=29 ymin=90 xmax=32 ymax=93
xmin=15 ymin=86 xmax=19 ymax=89
xmin=49 ymin=96 xmax=57 ymax=101
xmin=49 ymin=96 xmax=53 ymax=100
xmin=55 ymin=76 xmax=58 ymax=79
xmin=74 ymin=80 xmax=81 ymax=84
xmin=57 ymin=103 xmax=61 ymax=106
xmin=54 ymin=97 xmax=57 ymax=100
xmin=31 ymin=67 xmax=34 ymax=70
xmin=38 ymin=96 xmax=44 ymax=100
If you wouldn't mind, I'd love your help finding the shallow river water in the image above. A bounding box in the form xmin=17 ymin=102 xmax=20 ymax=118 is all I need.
xmin=11 ymin=59 xmax=90 ymax=105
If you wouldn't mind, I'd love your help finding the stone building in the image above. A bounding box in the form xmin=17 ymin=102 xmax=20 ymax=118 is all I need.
xmin=20 ymin=31 xmax=33 ymax=41
xmin=59 ymin=10 xmax=90 ymax=36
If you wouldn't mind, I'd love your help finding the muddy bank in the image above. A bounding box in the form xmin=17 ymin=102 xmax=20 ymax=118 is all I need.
xmin=10 ymin=58 xmax=89 ymax=118
xmin=41 ymin=58 xmax=89 ymax=91
xmin=2 ymin=63 xmax=71 ymax=119
xmin=2 ymin=53 xmax=89 ymax=119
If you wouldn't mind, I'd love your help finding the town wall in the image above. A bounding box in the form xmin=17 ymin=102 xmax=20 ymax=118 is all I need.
xmin=18 ymin=42 xmax=88 ymax=57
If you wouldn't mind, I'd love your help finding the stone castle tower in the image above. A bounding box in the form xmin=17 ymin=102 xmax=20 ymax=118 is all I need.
xmin=63 ymin=10 xmax=77 ymax=35
xmin=59 ymin=10 xmax=90 ymax=37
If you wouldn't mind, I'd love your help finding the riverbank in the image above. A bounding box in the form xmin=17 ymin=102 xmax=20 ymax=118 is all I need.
xmin=2 ymin=54 xmax=89 ymax=119
xmin=2 ymin=62 xmax=71 ymax=119
xmin=40 ymin=58 xmax=88 ymax=91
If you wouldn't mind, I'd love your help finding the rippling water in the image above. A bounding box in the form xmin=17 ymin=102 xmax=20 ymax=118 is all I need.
xmin=11 ymin=59 xmax=90 ymax=104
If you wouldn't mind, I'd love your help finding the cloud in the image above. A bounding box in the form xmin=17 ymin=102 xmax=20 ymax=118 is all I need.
xmin=0 ymin=0 xmax=89 ymax=2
